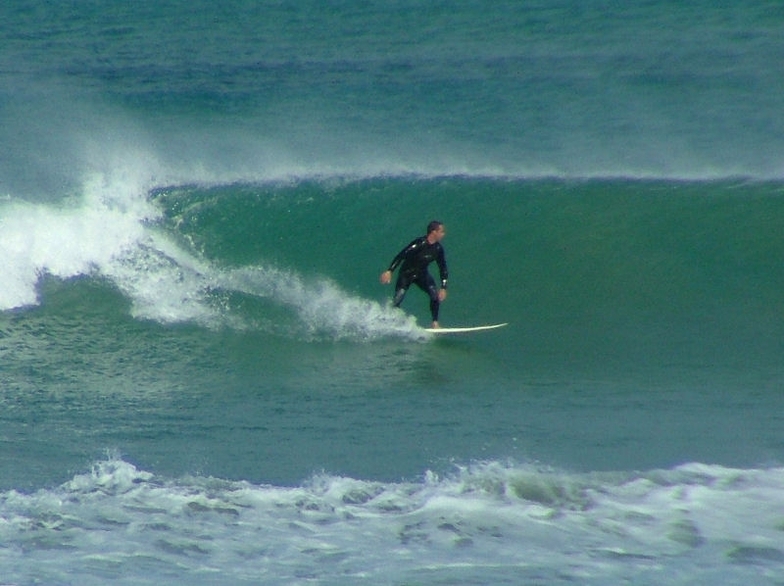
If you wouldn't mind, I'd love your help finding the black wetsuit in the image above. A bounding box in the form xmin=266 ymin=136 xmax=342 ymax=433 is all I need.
xmin=387 ymin=236 xmax=448 ymax=322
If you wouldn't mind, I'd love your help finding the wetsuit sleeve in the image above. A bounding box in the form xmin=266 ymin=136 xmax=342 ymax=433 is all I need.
xmin=437 ymin=244 xmax=448 ymax=289
xmin=387 ymin=238 xmax=421 ymax=273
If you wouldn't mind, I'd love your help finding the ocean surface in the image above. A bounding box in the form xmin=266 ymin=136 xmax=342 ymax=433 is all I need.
xmin=2 ymin=1 xmax=784 ymax=584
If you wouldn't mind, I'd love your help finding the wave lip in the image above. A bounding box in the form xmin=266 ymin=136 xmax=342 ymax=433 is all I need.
xmin=0 ymin=192 xmax=150 ymax=311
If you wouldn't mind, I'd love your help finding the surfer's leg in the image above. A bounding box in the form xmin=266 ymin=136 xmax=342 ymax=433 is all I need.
xmin=428 ymin=293 xmax=440 ymax=323
xmin=393 ymin=274 xmax=411 ymax=307
xmin=417 ymin=273 xmax=441 ymax=323
xmin=393 ymin=287 xmax=407 ymax=307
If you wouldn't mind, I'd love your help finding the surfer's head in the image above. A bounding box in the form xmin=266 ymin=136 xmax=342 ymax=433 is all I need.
xmin=426 ymin=220 xmax=445 ymax=242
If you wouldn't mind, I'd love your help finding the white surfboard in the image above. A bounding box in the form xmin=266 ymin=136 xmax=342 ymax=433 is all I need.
xmin=423 ymin=323 xmax=508 ymax=334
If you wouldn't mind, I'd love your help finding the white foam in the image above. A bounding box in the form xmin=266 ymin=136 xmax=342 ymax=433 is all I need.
xmin=2 ymin=458 xmax=783 ymax=585
xmin=0 ymin=189 xmax=151 ymax=310
xmin=222 ymin=266 xmax=422 ymax=339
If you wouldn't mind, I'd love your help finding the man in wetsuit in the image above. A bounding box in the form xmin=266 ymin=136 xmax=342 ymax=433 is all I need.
xmin=380 ymin=221 xmax=448 ymax=328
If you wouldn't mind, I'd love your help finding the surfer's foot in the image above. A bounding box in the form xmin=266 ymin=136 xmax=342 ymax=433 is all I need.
xmin=431 ymin=321 xmax=440 ymax=329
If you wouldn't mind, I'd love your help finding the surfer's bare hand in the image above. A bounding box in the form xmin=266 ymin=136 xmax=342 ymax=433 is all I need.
xmin=438 ymin=289 xmax=447 ymax=302
xmin=380 ymin=270 xmax=392 ymax=284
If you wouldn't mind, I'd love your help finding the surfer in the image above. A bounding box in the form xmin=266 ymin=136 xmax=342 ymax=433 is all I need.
xmin=380 ymin=220 xmax=448 ymax=328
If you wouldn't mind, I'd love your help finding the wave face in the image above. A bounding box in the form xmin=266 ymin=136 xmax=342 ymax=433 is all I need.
xmin=3 ymin=177 xmax=784 ymax=356
xmin=2 ymin=1 xmax=784 ymax=583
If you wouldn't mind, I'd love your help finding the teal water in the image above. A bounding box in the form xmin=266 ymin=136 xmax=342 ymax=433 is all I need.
xmin=2 ymin=1 xmax=784 ymax=584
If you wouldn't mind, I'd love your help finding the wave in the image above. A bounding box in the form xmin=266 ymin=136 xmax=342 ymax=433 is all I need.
xmin=2 ymin=456 xmax=783 ymax=584
xmin=0 ymin=172 xmax=422 ymax=341
xmin=4 ymin=169 xmax=784 ymax=355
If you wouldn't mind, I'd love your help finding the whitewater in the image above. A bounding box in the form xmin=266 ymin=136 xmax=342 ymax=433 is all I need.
xmin=1 ymin=457 xmax=783 ymax=585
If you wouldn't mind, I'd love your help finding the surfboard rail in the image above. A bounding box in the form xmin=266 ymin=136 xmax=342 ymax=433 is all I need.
xmin=422 ymin=323 xmax=508 ymax=334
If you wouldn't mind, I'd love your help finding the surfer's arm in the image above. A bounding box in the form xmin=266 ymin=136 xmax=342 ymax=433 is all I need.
xmin=386 ymin=238 xmax=421 ymax=273
xmin=381 ymin=239 xmax=415 ymax=284
xmin=436 ymin=245 xmax=448 ymax=289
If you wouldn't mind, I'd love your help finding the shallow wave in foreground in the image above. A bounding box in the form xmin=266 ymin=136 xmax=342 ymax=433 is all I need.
xmin=2 ymin=457 xmax=783 ymax=585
